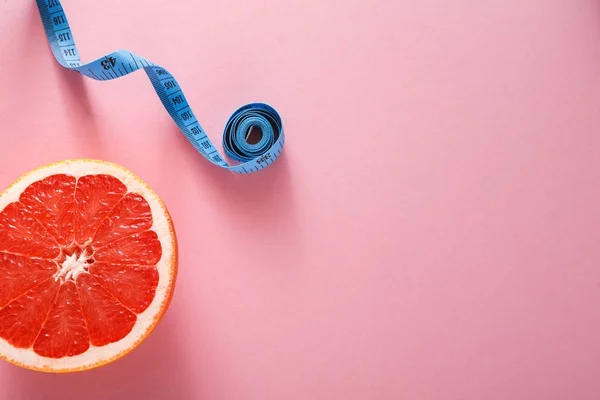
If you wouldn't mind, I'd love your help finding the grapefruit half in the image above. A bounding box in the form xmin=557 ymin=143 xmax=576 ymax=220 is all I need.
xmin=0 ymin=159 xmax=177 ymax=372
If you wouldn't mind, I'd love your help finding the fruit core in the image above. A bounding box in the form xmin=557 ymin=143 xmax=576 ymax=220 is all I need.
xmin=55 ymin=244 xmax=95 ymax=283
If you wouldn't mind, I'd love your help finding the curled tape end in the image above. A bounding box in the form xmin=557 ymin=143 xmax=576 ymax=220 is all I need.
xmin=223 ymin=103 xmax=284 ymax=174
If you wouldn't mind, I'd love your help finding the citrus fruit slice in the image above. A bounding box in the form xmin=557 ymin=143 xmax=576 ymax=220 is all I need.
xmin=0 ymin=159 xmax=177 ymax=372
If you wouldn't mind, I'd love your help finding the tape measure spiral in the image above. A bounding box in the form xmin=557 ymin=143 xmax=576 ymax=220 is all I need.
xmin=35 ymin=0 xmax=284 ymax=174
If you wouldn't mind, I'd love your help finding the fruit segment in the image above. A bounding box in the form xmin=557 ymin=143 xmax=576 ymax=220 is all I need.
xmin=76 ymin=274 xmax=137 ymax=347
xmin=93 ymin=192 xmax=153 ymax=248
xmin=94 ymin=230 xmax=162 ymax=265
xmin=33 ymin=281 xmax=90 ymax=358
xmin=0 ymin=279 xmax=60 ymax=348
xmin=0 ymin=203 xmax=60 ymax=259
xmin=74 ymin=175 xmax=127 ymax=245
xmin=0 ymin=253 xmax=56 ymax=308
xmin=90 ymin=263 xmax=159 ymax=313
xmin=19 ymin=174 xmax=77 ymax=247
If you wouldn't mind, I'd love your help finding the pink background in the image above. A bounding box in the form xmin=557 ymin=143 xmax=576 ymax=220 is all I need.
xmin=1 ymin=0 xmax=600 ymax=398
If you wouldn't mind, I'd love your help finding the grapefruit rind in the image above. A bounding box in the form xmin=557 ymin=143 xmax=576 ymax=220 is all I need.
xmin=0 ymin=159 xmax=178 ymax=373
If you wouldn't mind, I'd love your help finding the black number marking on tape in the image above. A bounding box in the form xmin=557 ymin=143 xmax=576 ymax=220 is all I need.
xmin=53 ymin=15 xmax=65 ymax=25
xmin=172 ymin=95 xmax=183 ymax=105
xmin=57 ymin=32 xmax=71 ymax=42
xmin=101 ymin=57 xmax=117 ymax=70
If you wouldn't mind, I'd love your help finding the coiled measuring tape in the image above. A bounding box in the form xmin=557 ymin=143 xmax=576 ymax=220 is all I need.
xmin=35 ymin=0 xmax=284 ymax=174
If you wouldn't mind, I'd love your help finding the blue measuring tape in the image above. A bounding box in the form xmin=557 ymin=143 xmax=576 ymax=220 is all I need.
xmin=34 ymin=0 xmax=284 ymax=174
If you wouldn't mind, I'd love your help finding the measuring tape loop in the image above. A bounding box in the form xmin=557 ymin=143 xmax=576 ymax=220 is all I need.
xmin=35 ymin=0 xmax=284 ymax=174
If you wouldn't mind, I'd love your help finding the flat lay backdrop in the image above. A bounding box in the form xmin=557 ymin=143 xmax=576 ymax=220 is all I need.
xmin=1 ymin=0 xmax=600 ymax=399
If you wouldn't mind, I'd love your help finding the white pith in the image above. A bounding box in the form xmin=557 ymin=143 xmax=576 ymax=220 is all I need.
xmin=55 ymin=250 xmax=90 ymax=283
xmin=0 ymin=160 xmax=176 ymax=372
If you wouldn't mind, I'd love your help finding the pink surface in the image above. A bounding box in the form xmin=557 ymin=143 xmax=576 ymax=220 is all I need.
xmin=1 ymin=0 xmax=600 ymax=398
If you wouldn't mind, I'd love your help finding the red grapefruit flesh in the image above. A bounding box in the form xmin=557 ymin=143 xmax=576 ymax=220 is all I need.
xmin=0 ymin=160 xmax=177 ymax=372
